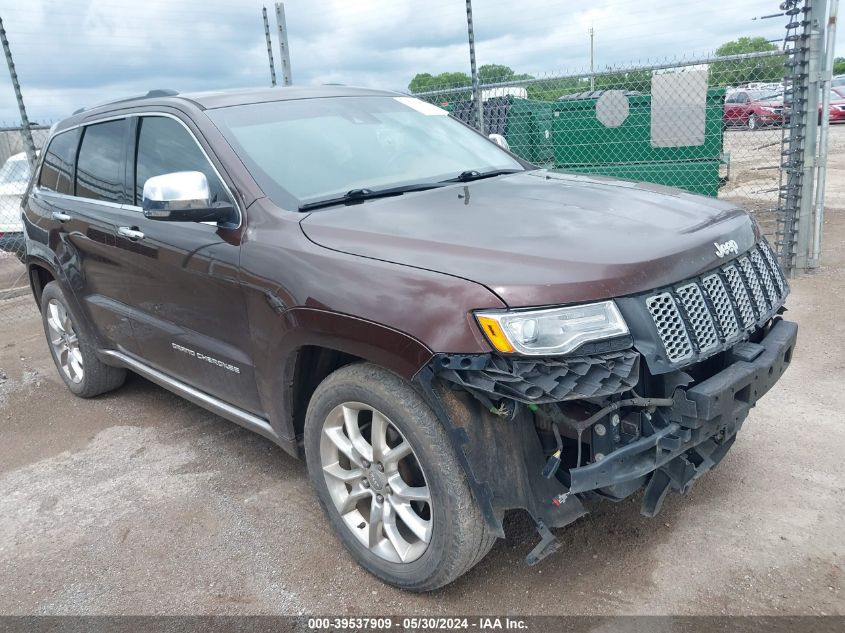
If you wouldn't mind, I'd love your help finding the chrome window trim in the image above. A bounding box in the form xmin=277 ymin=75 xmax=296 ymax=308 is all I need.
xmin=38 ymin=111 xmax=243 ymax=229
xmin=34 ymin=187 xmax=127 ymax=211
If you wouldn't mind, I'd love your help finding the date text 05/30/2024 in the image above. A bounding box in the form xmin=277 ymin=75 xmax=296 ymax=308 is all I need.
xmin=307 ymin=617 xmax=529 ymax=631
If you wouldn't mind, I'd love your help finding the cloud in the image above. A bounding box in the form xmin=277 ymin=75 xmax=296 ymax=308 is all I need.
xmin=0 ymin=0 xmax=827 ymax=123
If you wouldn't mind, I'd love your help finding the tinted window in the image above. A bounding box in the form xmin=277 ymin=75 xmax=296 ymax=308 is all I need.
xmin=134 ymin=116 xmax=229 ymax=205
xmin=76 ymin=120 xmax=126 ymax=203
xmin=38 ymin=129 xmax=80 ymax=195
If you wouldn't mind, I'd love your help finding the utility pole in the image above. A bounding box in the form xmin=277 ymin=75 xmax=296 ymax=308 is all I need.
xmin=275 ymin=2 xmax=292 ymax=86
xmin=794 ymin=0 xmax=827 ymax=272
xmin=811 ymin=0 xmax=839 ymax=267
xmin=465 ymin=0 xmax=484 ymax=131
xmin=0 ymin=17 xmax=37 ymax=167
xmin=262 ymin=7 xmax=277 ymax=86
xmin=589 ymin=27 xmax=595 ymax=91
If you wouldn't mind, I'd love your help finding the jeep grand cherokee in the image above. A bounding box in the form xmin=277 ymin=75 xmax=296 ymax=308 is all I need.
xmin=21 ymin=86 xmax=797 ymax=591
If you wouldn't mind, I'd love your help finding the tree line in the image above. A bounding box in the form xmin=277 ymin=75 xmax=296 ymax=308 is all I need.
xmin=407 ymin=37 xmax=788 ymax=101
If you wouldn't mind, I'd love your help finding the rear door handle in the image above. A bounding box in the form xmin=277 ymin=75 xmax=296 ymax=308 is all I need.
xmin=51 ymin=211 xmax=71 ymax=222
xmin=117 ymin=226 xmax=145 ymax=241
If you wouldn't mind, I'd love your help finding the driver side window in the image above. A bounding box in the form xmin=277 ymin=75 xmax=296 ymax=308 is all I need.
xmin=134 ymin=116 xmax=231 ymax=207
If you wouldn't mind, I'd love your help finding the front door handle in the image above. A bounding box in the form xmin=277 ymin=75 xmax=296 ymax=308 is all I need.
xmin=117 ymin=226 xmax=145 ymax=241
xmin=51 ymin=211 xmax=71 ymax=222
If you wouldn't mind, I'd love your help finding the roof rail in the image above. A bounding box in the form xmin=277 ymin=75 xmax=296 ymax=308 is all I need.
xmin=71 ymin=89 xmax=180 ymax=115
xmin=144 ymin=89 xmax=179 ymax=98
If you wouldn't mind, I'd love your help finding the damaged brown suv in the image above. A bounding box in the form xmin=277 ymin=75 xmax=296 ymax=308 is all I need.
xmin=21 ymin=86 xmax=797 ymax=591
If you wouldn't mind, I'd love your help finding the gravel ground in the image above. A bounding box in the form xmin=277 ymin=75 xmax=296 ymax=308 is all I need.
xmin=0 ymin=210 xmax=843 ymax=617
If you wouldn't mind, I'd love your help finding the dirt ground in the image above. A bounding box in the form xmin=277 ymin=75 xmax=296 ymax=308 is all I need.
xmin=721 ymin=123 xmax=845 ymax=213
xmin=0 ymin=184 xmax=844 ymax=617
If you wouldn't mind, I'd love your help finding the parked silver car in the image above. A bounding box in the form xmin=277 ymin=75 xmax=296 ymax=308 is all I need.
xmin=0 ymin=152 xmax=32 ymax=260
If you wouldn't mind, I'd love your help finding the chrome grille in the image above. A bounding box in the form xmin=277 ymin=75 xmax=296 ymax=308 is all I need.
xmin=646 ymin=292 xmax=693 ymax=363
xmin=751 ymin=249 xmax=777 ymax=306
xmin=759 ymin=239 xmax=785 ymax=295
xmin=701 ymin=274 xmax=740 ymax=340
xmin=676 ymin=283 xmax=719 ymax=352
xmin=645 ymin=240 xmax=789 ymax=366
xmin=723 ymin=264 xmax=756 ymax=328
xmin=738 ymin=256 xmax=770 ymax=315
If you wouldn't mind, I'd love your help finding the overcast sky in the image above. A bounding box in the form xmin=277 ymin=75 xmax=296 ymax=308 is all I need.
xmin=0 ymin=0 xmax=837 ymax=123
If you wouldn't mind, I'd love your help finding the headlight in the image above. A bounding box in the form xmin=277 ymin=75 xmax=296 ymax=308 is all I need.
xmin=475 ymin=301 xmax=629 ymax=356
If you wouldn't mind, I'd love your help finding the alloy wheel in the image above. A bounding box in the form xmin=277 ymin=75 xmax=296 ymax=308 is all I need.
xmin=46 ymin=299 xmax=84 ymax=383
xmin=319 ymin=402 xmax=432 ymax=563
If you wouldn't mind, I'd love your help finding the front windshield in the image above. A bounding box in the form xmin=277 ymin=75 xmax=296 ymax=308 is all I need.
xmin=207 ymin=96 xmax=524 ymax=209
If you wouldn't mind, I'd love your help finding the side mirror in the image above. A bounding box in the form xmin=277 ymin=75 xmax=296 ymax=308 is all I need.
xmin=488 ymin=133 xmax=510 ymax=151
xmin=142 ymin=171 xmax=234 ymax=223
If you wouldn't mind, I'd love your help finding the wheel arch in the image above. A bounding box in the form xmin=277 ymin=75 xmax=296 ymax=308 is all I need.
xmin=268 ymin=307 xmax=434 ymax=453
xmin=288 ymin=345 xmax=364 ymax=452
xmin=26 ymin=257 xmax=58 ymax=311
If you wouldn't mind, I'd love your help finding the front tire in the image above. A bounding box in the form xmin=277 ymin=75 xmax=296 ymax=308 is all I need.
xmin=40 ymin=281 xmax=127 ymax=398
xmin=748 ymin=113 xmax=758 ymax=130
xmin=304 ymin=363 xmax=495 ymax=591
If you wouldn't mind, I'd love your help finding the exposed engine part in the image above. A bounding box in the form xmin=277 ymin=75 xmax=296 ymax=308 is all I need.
xmin=432 ymin=350 xmax=640 ymax=405
xmin=620 ymin=413 xmax=641 ymax=440
xmin=557 ymin=394 xmax=675 ymax=435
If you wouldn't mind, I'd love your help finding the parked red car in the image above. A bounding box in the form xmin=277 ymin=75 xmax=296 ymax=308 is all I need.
xmin=724 ymin=90 xmax=784 ymax=130
xmin=820 ymin=87 xmax=845 ymax=123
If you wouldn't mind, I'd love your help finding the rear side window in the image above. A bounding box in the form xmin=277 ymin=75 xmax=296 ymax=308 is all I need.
xmin=134 ymin=116 xmax=230 ymax=206
xmin=75 ymin=120 xmax=127 ymax=203
xmin=38 ymin=129 xmax=80 ymax=195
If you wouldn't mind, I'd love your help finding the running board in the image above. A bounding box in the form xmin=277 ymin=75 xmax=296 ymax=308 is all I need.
xmin=100 ymin=350 xmax=280 ymax=444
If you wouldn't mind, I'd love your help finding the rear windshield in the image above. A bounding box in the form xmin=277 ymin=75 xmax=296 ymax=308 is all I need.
xmin=207 ymin=96 xmax=523 ymax=209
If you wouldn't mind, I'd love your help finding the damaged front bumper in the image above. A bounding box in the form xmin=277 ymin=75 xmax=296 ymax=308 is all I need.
xmin=568 ymin=318 xmax=797 ymax=514
xmin=416 ymin=318 xmax=797 ymax=565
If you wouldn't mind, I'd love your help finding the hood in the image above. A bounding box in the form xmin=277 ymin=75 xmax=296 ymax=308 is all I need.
xmin=300 ymin=170 xmax=758 ymax=308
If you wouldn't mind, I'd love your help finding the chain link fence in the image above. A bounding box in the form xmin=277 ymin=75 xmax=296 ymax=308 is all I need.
xmin=0 ymin=1 xmax=834 ymax=326
xmin=412 ymin=50 xmax=791 ymax=250
xmin=0 ymin=124 xmax=49 ymax=321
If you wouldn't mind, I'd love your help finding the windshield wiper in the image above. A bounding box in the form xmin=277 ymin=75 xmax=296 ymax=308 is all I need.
xmin=441 ymin=168 xmax=523 ymax=183
xmin=299 ymin=182 xmax=448 ymax=211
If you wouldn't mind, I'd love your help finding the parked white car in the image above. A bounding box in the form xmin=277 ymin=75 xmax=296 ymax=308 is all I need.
xmin=0 ymin=152 xmax=32 ymax=260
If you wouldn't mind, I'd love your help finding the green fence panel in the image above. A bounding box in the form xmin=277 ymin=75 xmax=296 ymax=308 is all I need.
xmin=560 ymin=159 xmax=721 ymax=197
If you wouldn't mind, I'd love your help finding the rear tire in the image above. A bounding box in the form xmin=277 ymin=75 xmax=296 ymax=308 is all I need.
xmin=304 ymin=362 xmax=495 ymax=591
xmin=40 ymin=281 xmax=127 ymax=398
